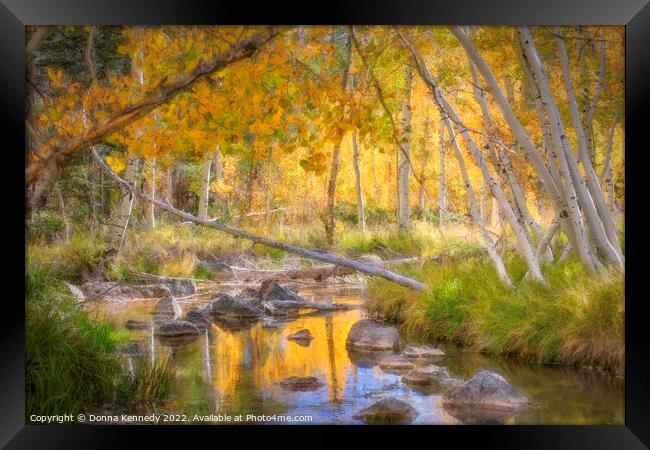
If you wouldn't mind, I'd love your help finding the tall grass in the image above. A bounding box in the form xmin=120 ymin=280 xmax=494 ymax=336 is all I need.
xmin=367 ymin=254 xmax=624 ymax=375
xmin=26 ymin=266 xmax=176 ymax=417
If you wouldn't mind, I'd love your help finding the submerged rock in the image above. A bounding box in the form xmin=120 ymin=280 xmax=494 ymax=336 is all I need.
xmin=403 ymin=345 xmax=445 ymax=361
xmin=155 ymin=320 xmax=200 ymax=346
xmin=352 ymin=398 xmax=418 ymax=425
xmin=279 ymin=376 xmax=324 ymax=391
xmin=441 ymin=370 xmax=529 ymax=412
xmin=402 ymin=364 xmax=451 ymax=386
xmin=346 ymin=319 xmax=400 ymax=351
xmin=152 ymin=296 xmax=182 ymax=325
xmin=211 ymin=292 xmax=264 ymax=318
xmin=287 ymin=328 xmax=313 ymax=342
xmin=124 ymin=319 xmax=153 ymax=330
xmin=378 ymin=355 xmax=415 ymax=373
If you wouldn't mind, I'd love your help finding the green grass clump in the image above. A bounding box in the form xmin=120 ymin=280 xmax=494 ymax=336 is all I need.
xmin=367 ymin=254 xmax=624 ymax=375
xmin=115 ymin=358 xmax=176 ymax=408
xmin=26 ymin=268 xmax=120 ymax=417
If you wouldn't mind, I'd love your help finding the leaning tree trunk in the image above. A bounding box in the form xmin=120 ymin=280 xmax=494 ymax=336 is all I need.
xmin=197 ymin=153 xmax=213 ymax=220
xmin=449 ymin=26 xmax=598 ymax=274
xmin=92 ymin=148 xmax=427 ymax=291
xmin=397 ymin=66 xmax=413 ymax=231
xmin=351 ymin=133 xmax=366 ymax=233
xmin=600 ymin=114 xmax=618 ymax=216
xmin=556 ymin=29 xmax=624 ymax=267
xmin=107 ymin=153 xmax=140 ymax=254
xmin=518 ymin=28 xmax=601 ymax=272
xmin=399 ymin=31 xmax=545 ymax=282
xmin=468 ymin=61 xmax=551 ymax=260
xmin=445 ymin=118 xmax=512 ymax=286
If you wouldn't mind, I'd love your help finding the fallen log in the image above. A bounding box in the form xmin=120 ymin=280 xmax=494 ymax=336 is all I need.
xmin=92 ymin=148 xmax=427 ymax=290
xmin=222 ymin=257 xmax=419 ymax=282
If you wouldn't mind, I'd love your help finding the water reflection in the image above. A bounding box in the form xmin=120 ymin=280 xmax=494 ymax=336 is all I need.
xmin=92 ymin=287 xmax=623 ymax=425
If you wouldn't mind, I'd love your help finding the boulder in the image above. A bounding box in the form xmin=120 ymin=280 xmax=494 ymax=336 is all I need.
xmin=211 ymin=292 xmax=264 ymax=318
xmin=441 ymin=370 xmax=529 ymax=412
xmin=238 ymin=287 xmax=262 ymax=305
xmin=403 ymin=345 xmax=445 ymax=360
xmin=279 ymin=376 xmax=324 ymax=391
xmin=125 ymin=319 xmax=153 ymax=330
xmin=260 ymin=280 xmax=304 ymax=302
xmin=346 ymin=319 xmax=400 ymax=351
xmin=378 ymin=355 xmax=415 ymax=373
xmin=155 ymin=320 xmax=200 ymax=346
xmin=152 ymin=296 xmax=182 ymax=325
xmin=352 ymin=398 xmax=418 ymax=425
xmin=287 ymin=329 xmax=313 ymax=342
xmin=184 ymin=308 xmax=212 ymax=331
xmin=402 ymin=364 xmax=451 ymax=386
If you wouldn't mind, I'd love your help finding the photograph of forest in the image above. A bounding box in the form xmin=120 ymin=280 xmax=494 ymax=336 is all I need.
xmin=25 ymin=25 xmax=624 ymax=425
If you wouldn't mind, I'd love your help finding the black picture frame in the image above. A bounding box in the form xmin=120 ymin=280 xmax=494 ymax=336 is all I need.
xmin=3 ymin=0 xmax=649 ymax=447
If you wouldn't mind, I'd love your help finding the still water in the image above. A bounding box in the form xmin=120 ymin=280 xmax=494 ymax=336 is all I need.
xmin=92 ymin=285 xmax=623 ymax=425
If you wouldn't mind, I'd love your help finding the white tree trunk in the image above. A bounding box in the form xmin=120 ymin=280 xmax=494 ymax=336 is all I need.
xmin=55 ymin=181 xmax=70 ymax=243
xmin=197 ymin=154 xmax=213 ymax=220
xmin=397 ymin=66 xmax=413 ymax=231
xmin=351 ymin=133 xmax=366 ymax=233
xmin=517 ymin=28 xmax=600 ymax=273
xmin=556 ymin=30 xmax=623 ymax=267
xmin=145 ymin=157 xmax=156 ymax=228
xmin=549 ymin=29 xmax=623 ymax=269
xmin=107 ymin=154 xmax=139 ymax=253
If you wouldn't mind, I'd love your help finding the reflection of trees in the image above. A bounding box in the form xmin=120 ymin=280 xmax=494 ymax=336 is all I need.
xmin=325 ymin=315 xmax=340 ymax=402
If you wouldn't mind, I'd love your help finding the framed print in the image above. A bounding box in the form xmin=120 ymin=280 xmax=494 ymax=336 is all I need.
xmin=3 ymin=0 xmax=649 ymax=447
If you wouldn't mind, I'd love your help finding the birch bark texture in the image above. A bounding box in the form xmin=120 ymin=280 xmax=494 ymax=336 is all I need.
xmin=397 ymin=66 xmax=414 ymax=231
